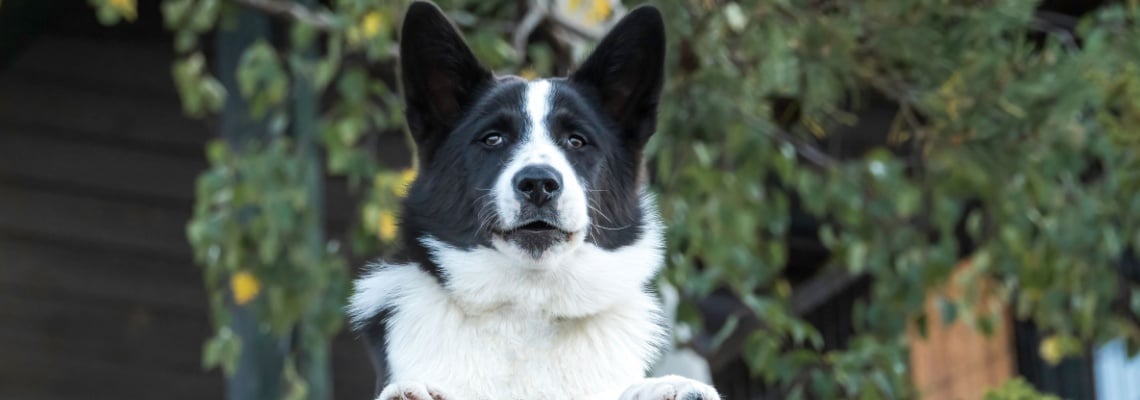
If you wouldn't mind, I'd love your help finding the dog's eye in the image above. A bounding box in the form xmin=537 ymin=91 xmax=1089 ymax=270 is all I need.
xmin=481 ymin=132 xmax=504 ymax=147
xmin=565 ymin=135 xmax=587 ymax=149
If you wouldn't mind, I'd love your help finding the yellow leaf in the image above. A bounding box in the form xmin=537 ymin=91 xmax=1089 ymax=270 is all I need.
xmin=938 ymin=71 xmax=964 ymax=121
xmin=361 ymin=11 xmax=385 ymax=38
xmin=519 ymin=68 xmax=539 ymax=81
xmin=945 ymin=98 xmax=959 ymax=121
xmin=587 ymin=0 xmax=612 ymax=23
xmin=230 ymin=271 xmax=261 ymax=305
xmin=774 ymin=279 xmax=792 ymax=299
xmin=1039 ymin=335 xmax=1063 ymax=365
xmin=108 ymin=0 xmax=137 ymax=21
xmin=394 ymin=168 xmax=417 ymax=197
xmin=803 ymin=117 xmax=826 ymax=138
xmin=997 ymin=97 xmax=1026 ymax=119
xmin=378 ymin=210 xmax=398 ymax=242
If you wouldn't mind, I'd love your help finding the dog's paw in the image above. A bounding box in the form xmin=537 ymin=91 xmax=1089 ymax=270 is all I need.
xmin=618 ymin=375 xmax=720 ymax=400
xmin=376 ymin=382 xmax=450 ymax=400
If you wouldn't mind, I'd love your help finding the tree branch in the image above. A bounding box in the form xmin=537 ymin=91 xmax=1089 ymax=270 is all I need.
xmin=767 ymin=125 xmax=841 ymax=169
xmin=513 ymin=0 xmax=550 ymax=57
xmin=511 ymin=0 xmax=607 ymax=56
xmin=789 ymin=269 xmax=865 ymax=316
xmin=1031 ymin=11 xmax=1080 ymax=52
xmin=692 ymin=269 xmax=867 ymax=371
xmin=228 ymin=0 xmax=340 ymax=32
xmin=547 ymin=9 xmax=604 ymax=41
xmin=739 ymin=110 xmax=841 ymax=169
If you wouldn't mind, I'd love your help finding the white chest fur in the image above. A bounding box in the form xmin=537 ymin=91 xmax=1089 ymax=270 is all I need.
xmin=383 ymin=264 xmax=664 ymax=399
xmin=349 ymin=210 xmax=669 ymax=400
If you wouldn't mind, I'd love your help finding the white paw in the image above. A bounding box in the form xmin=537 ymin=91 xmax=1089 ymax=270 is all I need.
xmin=618 ymin=375 xmax=720 ymax=400
xmin=376 ymin=381 xmax=450 ymax=400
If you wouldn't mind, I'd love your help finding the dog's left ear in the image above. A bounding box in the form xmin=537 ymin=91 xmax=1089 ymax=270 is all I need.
xmin=571 ymin=6 xmax=666 ymax=148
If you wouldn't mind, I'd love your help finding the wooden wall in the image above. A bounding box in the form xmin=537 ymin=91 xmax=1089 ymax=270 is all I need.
xmin=0 ymin=35 xmax=375 ymax=400
xmin=908 ymin=261 xmax=1016 ymax=400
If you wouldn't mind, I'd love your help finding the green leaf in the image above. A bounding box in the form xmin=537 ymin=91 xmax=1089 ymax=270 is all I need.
xmin=291 ymin=21 xmax=318 ymax=49
xmin=847 ymin=242 xmax=868 ymax=273
xmin=202 ymin=327 xmax=241 ymax=376
xmin=337 ymin=67 xmax=368 ymax=104
xmin=162 ymin=0 xmax=194 ymax=28
xmin=188 ymin=0 xmax=220 ymax=32
xmin=174 ymin=30 xmax=197 ymax=53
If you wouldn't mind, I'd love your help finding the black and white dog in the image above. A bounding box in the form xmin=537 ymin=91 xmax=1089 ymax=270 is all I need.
xmin=349 ymin=2 xmax=720 ymax=399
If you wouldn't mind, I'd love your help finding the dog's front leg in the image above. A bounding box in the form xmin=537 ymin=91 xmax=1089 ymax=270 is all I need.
xmin=376 ymin=382 xmax=453 ymax=400
xmin=582 ymin=376 xmax=720 ymax=400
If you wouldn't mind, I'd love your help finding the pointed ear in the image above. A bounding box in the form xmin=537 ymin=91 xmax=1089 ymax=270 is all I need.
xmin=399 ymin=1 xmax=493 ymax=155
xmin=570 ymin=6 xmax=666 ymax=147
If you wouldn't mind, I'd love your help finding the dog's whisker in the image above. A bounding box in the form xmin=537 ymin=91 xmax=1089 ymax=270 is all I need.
xmin=587 ymin=203 xmax=616 ymax=224
xmin=474 ymin=202 xmax=498 ymax=238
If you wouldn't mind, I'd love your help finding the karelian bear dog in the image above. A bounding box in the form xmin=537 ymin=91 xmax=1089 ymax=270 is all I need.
xmin=350 ymin=2 xmax=720 ymax=399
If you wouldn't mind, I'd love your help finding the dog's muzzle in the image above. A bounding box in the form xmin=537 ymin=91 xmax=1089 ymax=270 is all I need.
xmin=513 ymin=165 xmax=562 ymax=208
xmin=494 ymin=164 xmax=575 ymax=256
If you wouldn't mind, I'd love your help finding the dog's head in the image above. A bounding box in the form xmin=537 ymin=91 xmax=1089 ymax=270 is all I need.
xmin=397 ymin=1 xmax=665 ymax=272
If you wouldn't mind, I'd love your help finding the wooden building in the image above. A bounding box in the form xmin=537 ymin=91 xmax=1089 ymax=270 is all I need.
xmin=0 ymin=2 xmax=375 ymax=399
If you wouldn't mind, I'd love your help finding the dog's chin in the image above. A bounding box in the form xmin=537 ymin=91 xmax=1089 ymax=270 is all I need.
xmin=493 ymin=221 xmax=577 ymax=260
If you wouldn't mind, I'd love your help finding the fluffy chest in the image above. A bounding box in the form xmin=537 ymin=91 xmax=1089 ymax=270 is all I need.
xmin=377 ymin=265 xmax=667 ymax=400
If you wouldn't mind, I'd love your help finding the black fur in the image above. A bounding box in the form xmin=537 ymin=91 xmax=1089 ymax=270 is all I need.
xmin=396 ymin=2 xmax=665 ymax=279
xmin=398 ymin=1 xmax=494 ymax=165
xmin=364 ymin=0 xmax=667 ymax=390
xmin=361 ymin=308 xmax=392 ymax=397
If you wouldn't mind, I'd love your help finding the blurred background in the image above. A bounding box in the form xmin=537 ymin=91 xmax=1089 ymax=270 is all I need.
xmin=0 ymin=0 xmax=1138 ymax=399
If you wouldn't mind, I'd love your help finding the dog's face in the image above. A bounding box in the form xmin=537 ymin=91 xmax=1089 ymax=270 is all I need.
xmin=396 ymin=2 xmax=664 ymax=273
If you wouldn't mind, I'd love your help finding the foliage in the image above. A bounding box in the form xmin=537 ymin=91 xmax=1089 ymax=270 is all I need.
xmin=90 ymin=0 xmax=138 ymax=24
xmin=92 ymin=0 xmax=1140 ymax=398
xmin=653 ymin=0 xmax=1140 ymax=397
xmin=93 ymin=0 xmax=416 ymax=397
xmin=187 ymin=139 xmax=348 ymax=377
xmin=984 ymin=378 xmax=1063 ymax=400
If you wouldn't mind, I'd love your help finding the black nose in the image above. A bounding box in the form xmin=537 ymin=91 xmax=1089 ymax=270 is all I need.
xmin=513 ymin=165 xmax=562 ymax=207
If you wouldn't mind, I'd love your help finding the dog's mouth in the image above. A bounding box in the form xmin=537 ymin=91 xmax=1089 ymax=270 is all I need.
xmin=494 ymin=219 xmax=573 ymax=255
xmin=516 ymin=220 xmax=558 ymax=232
xmin=497 ymin=219 xmax=568 ymax=235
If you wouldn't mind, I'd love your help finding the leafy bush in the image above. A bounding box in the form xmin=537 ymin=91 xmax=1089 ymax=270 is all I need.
xmin=985 ymin=378 xmax=1063 ymax=400
xmin=92 ymin=0 xmax=1140 ymax=398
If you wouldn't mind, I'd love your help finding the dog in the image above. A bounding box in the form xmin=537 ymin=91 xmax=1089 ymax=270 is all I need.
xmin=349 ymin=2 xmax=720 ymax=399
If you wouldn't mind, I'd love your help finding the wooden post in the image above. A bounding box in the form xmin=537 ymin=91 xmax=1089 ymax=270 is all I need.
xmin=290 ymin=0 xmax=332 ymax=399
xmin=216 ymin=8 xmax=285 ymax=400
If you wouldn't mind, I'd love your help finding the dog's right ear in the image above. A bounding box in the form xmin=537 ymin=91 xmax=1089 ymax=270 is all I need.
xmin=399 ymin=1 xmax=492 ymax=160
xmin=570 ymin=6 xmax=666 ymax=150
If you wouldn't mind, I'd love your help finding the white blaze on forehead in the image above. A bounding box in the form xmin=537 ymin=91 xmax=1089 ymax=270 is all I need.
xmin=490 ymin=80 xmax=590 ymax=257
xmin=526 ymin=80 xmax=554 ymax=140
